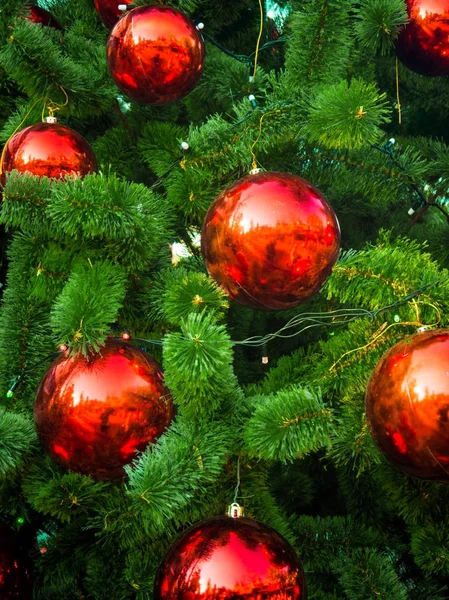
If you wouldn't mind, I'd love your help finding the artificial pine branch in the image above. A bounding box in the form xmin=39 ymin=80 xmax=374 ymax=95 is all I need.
xmin=163 ymin=312 xmax=238 ymax=416
xmin=244 ymin=386 xmax=334 ymax=461
xmin=50 ymin=260 xmax=127 ymax=354
xmin=0 ymin=410 xmax=38 ymax=474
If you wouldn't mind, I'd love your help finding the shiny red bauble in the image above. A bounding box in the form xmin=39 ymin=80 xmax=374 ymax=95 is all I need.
xmin=154 ymin=516 xmax=306 ymax=600
xmin=1 ymin=119 xmax=97 ymax=188
xmin=396 ymin=0 xmax=449 ymax=76
xmin=94 ymin=0 xmax=132 ymax=29
xmin=366 ymin=329 xmax=449 ymax=481
xmin=201 ymin=171 xmax=340 ymax=311
xmin=34 ymin=340 xmax=174 ymax=480
xmin=24 ymin=4 xmax=62 ymax=30
xmin=0 ymin=524 xmax=32 ymax=599
xmin=106 ymin=5 xmax=205 ymax=105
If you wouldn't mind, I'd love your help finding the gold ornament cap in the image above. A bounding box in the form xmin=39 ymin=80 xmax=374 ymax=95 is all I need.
xmin=227 ymin=503 xmax=244 ymax=519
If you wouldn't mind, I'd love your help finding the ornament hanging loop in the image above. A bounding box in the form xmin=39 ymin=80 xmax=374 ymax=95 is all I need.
xmin=232 ymin=455 xmax=241 ymax=503
xmin=395 ymin=57 xmax=402 ymax=125
xmin=249 ymin=110 xmax=280 ymax=172
xmin=228 ymin=457 xmax=244 ymax=517
xmin=42 ymin=86 xmax=69 ymax=122
xmin=46 ymin=104 xmax=58 ymax=120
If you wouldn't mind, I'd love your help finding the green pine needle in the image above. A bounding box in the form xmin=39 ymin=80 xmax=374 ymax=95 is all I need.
xmin=303 ymin=79 xmax=391 ymax=150
xmin=244 ymin=386 xmax=334 ymax=461
xmin=22 ymin=465 xmax=107 ymax=523
xmin=125 ymin=420 xmax=231 ymax=535
xmin=50 ymin=259 xmax=127 ymax=354
xmin=163 ymin=271 xmax=229 ymax=326
xmin=163 ymin=312 xmax=236 ymax=416
xmin=354 ymin=0 xmax=408 ymax=55
xmin=411 ymin=525 xmax=449 ymax=575
xmin=328 ymin=401 xmax=383 ymax=477
xmin=338 ymin=548 xmax=408 ymax=600
xmin=0 ymin=410 xmax=38 ymax=474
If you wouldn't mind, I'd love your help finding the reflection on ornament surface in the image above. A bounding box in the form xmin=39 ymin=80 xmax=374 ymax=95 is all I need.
xmin=0 ymin=524 xmax=32 ymax=600
xmin=396 ymin=0 xmax=449 ymax=76
xmin=94 ymin=0 xmax=133 ymax=29
xmin=1 ymin=121 xmax=97 ymax=186
xmin=366 ymin=329 xmax=449 ymax=480
xmin=154 ymin=516 xmax=306 ymax=600
xmin=201 ymin=171 xmax=340 ymax=311
xmin=34 ymin=340 xmax=174 ymax=480
xmin=25 ymin=5 xmax=62 ymax=29
xmin=107 ymin=5 xmax=205 ymax=105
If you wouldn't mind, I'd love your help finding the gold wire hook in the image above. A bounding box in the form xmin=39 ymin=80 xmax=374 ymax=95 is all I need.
xmin=251 ymin=0 xmax=264 ymax=83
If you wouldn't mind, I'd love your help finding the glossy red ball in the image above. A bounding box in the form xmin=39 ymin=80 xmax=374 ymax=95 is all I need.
xmin=94 ymin=0 xmax=132 ymax=29
xmin=154 ymin=516 xmax=306 ymax=600
xmin=1 ymin=120 xmax=97 ymax=187
xmin=396 ymin=0 xmax=449 ymax=76
xmin=106 ymin=5 xmax=205 ymax=105
xmin=366 ymin=329 xmax=449 ymax=481
xmin=34 ymin=340 xmax=174 ymax=480
xmin=24 ymin=5 xmax=62 ymax=30
xmin=201 ymin=171 xmax=340 ymax=311
xmin=0 ymin=524 xmax=32 ymax=600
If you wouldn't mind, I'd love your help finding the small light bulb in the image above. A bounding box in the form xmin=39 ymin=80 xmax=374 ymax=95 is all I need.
xmin=248 ymin=94 xmax=258 ymax=109
xmin=121 ymin=332 xmax=131 ymax=340
xmin=181 ymin=141 xmax=190 ymax=151
xmin=267 ymin=9 xmax=276 ymax=19
xmin=196 ymin=22 xmax=205 ymax=30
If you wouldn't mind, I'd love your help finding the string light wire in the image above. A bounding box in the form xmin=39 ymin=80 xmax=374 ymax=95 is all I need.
xmin=4 ymin=283 xmax=439 ymax=399
xmin=132 ymin=281 xmax=438 ymax=350
xmin=372 ymin=140 xmax=449 ymax=223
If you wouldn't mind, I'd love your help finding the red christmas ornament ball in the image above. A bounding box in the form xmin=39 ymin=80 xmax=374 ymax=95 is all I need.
xmin=366 ymin=329 xmax=449 ymax=481
xmin=1 ymin=119 xmax=97 ymax=188
xmin=396 ymin=0 xmax=449 ymax=77
xmin=201 ymin=171 xmax=340 ymax=311
xmin=24 ymin=4 xmax=62 ymax=30
xmin=0 ymin=524 xmax=32 ymax=599
xmin=94 ymin=0 xmax=132 ymax=29
xmin=154 ymin=516 xmax=306 ymax=600
xmin=34 ymin=339 xmax=174 ymax=480
xmin=106 ymin=5 xmax=205 ymax=105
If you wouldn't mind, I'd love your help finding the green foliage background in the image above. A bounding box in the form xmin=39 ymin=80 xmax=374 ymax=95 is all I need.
xmin=1 ymin=0 xmax=449 ymax=598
